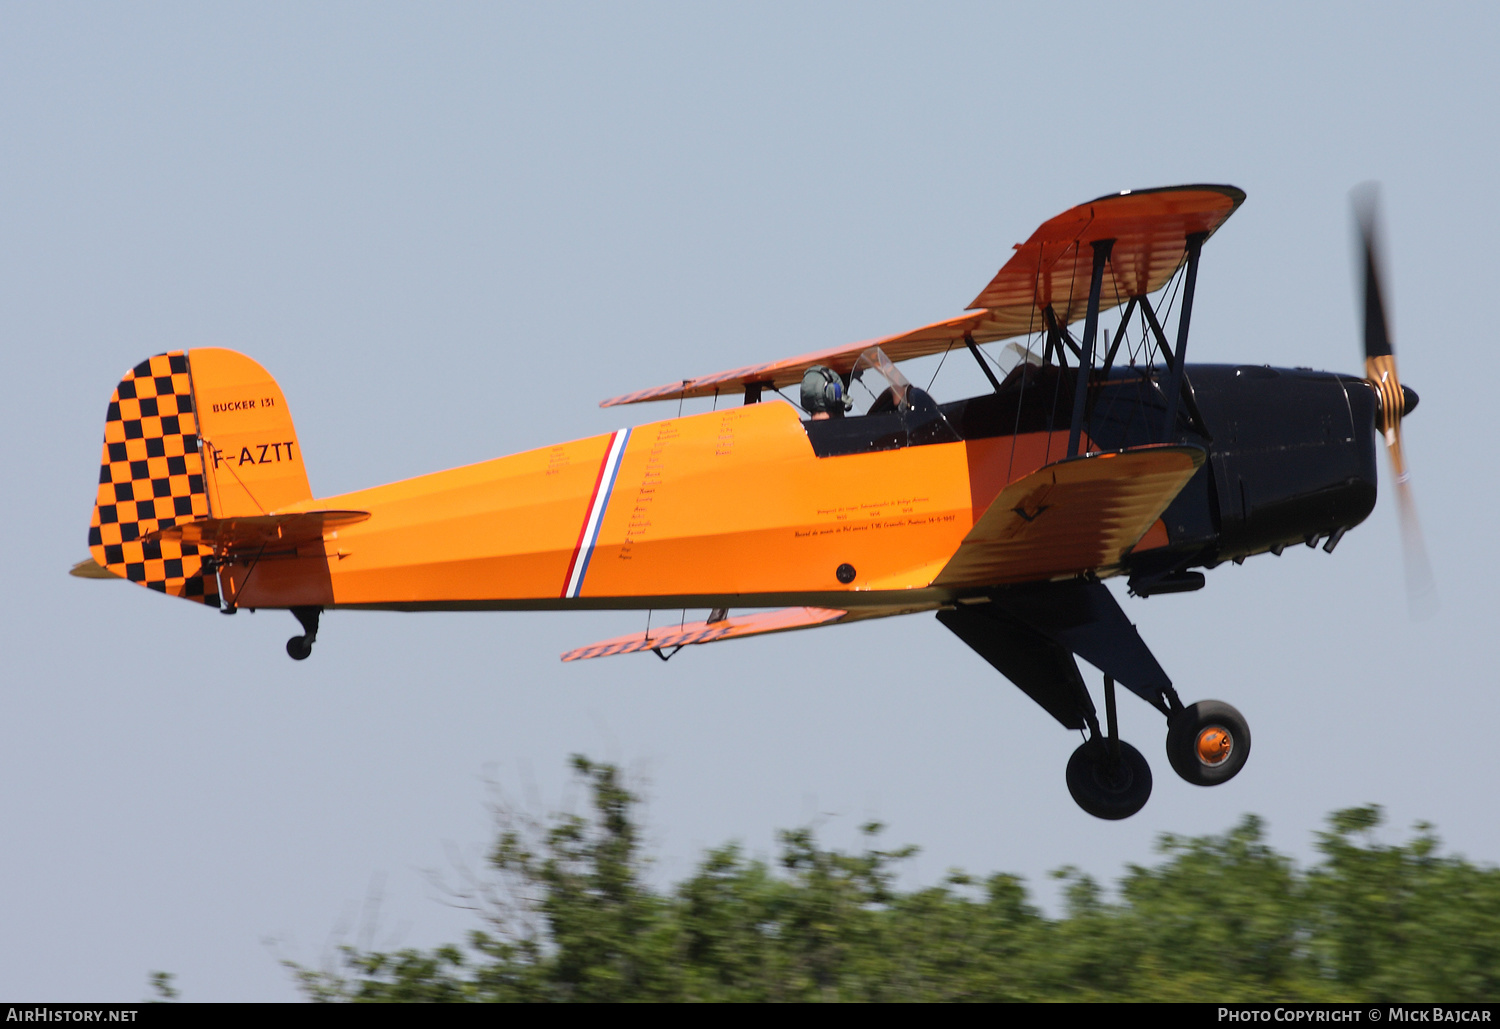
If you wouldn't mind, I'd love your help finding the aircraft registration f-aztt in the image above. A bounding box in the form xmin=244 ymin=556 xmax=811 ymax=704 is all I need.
xmin=76 ymin=184 xmax=1422 ymax=819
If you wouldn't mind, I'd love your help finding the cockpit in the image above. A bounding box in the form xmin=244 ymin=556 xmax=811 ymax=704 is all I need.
xmin=795 ymin=341 xmax=1197 ymax=460
xmin=796 ymin=346 xmax=978 ymax=456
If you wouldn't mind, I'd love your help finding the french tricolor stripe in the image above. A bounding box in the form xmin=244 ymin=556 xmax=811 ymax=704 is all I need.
xmin=562 ymin=428 xmax=631 ymax=599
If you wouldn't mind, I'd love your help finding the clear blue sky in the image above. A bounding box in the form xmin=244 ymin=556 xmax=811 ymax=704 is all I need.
xmin=3 ymin=2 xmax=1496 ymax=1000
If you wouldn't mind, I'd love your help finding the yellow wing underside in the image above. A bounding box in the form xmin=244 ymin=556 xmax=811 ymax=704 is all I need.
xmin=934 ymin=445 xmax=1205 ymax=588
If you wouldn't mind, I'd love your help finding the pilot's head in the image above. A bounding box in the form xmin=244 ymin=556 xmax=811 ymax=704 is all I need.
xmin=801 ymin=365 xmax=850 ymax=420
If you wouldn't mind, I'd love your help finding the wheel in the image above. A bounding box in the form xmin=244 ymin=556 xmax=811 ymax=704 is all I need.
xmin=1066 ymin=739 xmax=1153 ymax=820
xmin=1166 ymin=701 xmax=1250 ymax=786
xmin=286 ymin=635 xmax=313 ymax=661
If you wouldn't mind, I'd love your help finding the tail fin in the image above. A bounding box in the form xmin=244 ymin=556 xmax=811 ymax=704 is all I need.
xmin=87 ymin=348 xmax=312 ymax=605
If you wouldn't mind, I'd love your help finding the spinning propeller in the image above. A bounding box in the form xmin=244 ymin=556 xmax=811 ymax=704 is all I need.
xmin=1353 ymin=184 xmax=1435 ymax=611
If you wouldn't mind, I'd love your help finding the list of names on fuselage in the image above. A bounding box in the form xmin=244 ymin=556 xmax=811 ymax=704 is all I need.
xmin=618 ymin=420 xmax=681 ymax=561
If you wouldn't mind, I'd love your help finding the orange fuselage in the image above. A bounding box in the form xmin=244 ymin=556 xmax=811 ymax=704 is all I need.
xmin=231 ymin=402 xmax=1082 ymax=612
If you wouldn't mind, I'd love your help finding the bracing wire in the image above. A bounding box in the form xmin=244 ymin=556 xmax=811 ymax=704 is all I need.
xmin=926 ymin=340 xmax=955 ymax=394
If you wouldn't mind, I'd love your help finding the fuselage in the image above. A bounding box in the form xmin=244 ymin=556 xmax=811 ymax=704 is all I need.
xmin=223 ymin=363 xmax=1380 ymax=613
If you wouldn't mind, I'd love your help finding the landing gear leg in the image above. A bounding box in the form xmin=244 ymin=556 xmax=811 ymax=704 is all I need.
xmin=286 ymin=606 xmax=321 ymax=661
xmin=1066 ymin=676 xmax=1153 ymax=820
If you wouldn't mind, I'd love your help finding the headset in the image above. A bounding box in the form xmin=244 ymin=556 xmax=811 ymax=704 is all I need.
xmin=800 ymin=365 xmax=852 ymax=417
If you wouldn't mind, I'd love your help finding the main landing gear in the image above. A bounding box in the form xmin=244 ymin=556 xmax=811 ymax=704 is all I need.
xmin=1067 ymin=678 xmax=1251 ymax=820
xmin=934 ymin=582 xmax=1251 ymax=820
xmin=286 ymin=606 xmax=321 ymax=661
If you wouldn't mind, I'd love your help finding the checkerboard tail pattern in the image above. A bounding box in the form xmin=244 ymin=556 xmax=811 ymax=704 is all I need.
xmin=87 ymin=352 xmax=218 ymax=606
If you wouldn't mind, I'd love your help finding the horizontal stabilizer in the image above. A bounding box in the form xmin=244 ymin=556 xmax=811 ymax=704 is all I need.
xmin=560 ymin=604 xmax=936 ymax=662
xmin=933 ymin=445 xmax=1204 ymax=588
xmin=70 ymin=557 xmax=121 ymax=580
xmin=144 ymin=510 xmax=370 ymax=555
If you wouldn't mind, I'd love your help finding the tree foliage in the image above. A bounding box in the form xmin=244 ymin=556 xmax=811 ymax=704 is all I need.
xmin=288 ymin=757 xmax=1500 ymax=1002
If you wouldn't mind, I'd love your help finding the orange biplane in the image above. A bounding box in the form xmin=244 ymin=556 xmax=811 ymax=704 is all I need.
xmin=76 ymin=184 xmax=1420 ymax=819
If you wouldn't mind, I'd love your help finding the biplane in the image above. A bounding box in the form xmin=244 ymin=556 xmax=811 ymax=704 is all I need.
xmin=76 ymin=184 xmax=1421 ymax=819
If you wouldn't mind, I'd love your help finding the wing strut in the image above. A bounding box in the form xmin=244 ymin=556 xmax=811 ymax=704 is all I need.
xmin=1067 ymin=239 xmax=1115 ymax=458
xmin=1161 ymin=232 xmax=1206 ymax=439
xmin=1041 ymin=307 xmax=1080 ymax=368
xmin=963 ymin=332 xmax=1004 ymax=394
xmin=1100 ymin=297 xmax=1139 ymax=376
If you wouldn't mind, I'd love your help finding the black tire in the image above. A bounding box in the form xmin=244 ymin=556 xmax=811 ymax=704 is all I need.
xmin=286 ymin=636 xmax=313 ymax=661
xmin=1066 ymin=739 xmax=1153 ymax=820
xmin=1166 ymin=701 xmax=1250 ymax=786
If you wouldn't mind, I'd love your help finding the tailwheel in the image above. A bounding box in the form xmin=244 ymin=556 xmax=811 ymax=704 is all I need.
xmin=1066 ymin=739 xmax=1153 ymax=820
xmin=1166 ymin=700 xmax=1250 ymax=786
xmin=285 ymin=605 xmax=322 ymax=662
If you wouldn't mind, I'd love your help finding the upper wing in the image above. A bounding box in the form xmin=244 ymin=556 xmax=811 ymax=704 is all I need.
xmin=932 ymin=445 xmax=1205 ymax=588
xmin=602 ymin=184 xmax=1244 ymax=408
xmin=560 ymin=604 xmax=937 ymax=662
xmin=964 ymin=184 xmax=1244 ymax=323
xmin=600 ymin=311 xmax=994 ymax=408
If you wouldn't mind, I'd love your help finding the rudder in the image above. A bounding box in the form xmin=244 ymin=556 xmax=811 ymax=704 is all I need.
xmin=187 ymin=347 xmax=312 ymax=518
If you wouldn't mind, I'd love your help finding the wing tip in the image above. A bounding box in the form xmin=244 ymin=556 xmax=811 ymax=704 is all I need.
xmin=1084 ymin=182 xmax=1247 ymax=209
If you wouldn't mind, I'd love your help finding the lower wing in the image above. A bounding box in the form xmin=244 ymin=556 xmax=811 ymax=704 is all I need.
xmin=560 ymin=604 xmax=937 ymax=662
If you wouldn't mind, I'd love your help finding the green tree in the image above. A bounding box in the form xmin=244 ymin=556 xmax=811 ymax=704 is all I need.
xmin=287 ymin=759 xmax=1500 ymax=1003
xmin=1307 ymin=806 xmax=1500 ymax=1001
